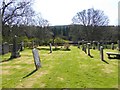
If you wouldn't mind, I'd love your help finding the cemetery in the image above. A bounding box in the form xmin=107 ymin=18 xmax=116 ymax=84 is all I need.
xmin=1 ymin=39 xmax=120 ymax=88
xmin=1 ymin=0 xmax=120 ymax=89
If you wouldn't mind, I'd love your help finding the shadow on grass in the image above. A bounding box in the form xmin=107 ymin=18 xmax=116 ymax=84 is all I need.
xmin=0 ymin=56 xmax=21 ymax=63
xmin=37 ymin=48 xmax=50 ymax=51
xmin=108 ymin=57 xmax=120 ymax=60
xmin=53 ymin=48 xmax=71 ymax=51
xmin=102 ymin=60 xmax=109 ymax=64
xmin=23 ymin=69 xmax=37 ymax=78
xmin=88 ymin=55 xmax=94 ymax=58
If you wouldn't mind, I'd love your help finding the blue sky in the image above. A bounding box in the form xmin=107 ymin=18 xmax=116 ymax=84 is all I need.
xmin=33 ymin=0 xmax=119 ymax=26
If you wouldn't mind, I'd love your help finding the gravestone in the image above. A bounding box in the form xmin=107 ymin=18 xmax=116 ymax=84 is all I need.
xmin=49 ymin=43 xmax=52 ymax=53
xmin=111 ymin=43 xmax=114 ymax=50
xmin=2 ymin=42 xmax=9 ymax=54
xmin=20 ymin=41 xmax=24 ymax=51
xmin=100 ymin=46 xmax=104 ymax=61
xmin=118 ymin=40 xmax=120 ymax=51
xmin=32 ymin=48 xmax=41 ymax=70
xmin=78 ymin=41 xmax=80 ymax=49
xmin=84 ymin=44 xmax=87 ymax=53
xmin=10 ymin=35 xmax=20 ymax=59
xmin=82 ymin=40 xmax=84 ymax=51
xmin=93 ymin=41 xmax=96 ymax=49
xmin=97 ymin=42 xmax=100 ymax=51
xmin=0 ymin=45 xmax=2 ymax=55
xmin=87 ymin=43 xmax=91 ymax=56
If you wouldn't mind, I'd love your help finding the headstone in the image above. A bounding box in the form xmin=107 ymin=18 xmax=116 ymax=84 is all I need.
xmin=32 ymin=48 xmax=41 ymax=70
xmin=87 ymin=43 xmax=91 ymax=56
xmin=82 ymin=40 xmax=84 ymax=51
xmin=32 ymin=41 xmax=35 ymax=48
xmin=20 ymin=41 xmax=24 ymax=51
xmin=93 ymin=41 xmax=96 ymax=49
xmin=97 ymin=42 xmax=100 ymax=51
xmin=2 ymin=42 xmax=9 ymax=54
xmin=118 ymin=40 xmax=120 ymax=51
xmin=84 ymin=44 xmax=87 ymax=53
xmin=49 ymin=43 xmax=52 ymax=53
xmin=111 ymin=43 xmax=114 ymax=50
xmin=10 ymin=35 xmax=20 ymax=59
xmin=100 ymin=46 xmax=104 ymax=61
xmin=0 ymin=45 xmax=2 ymax=55
xmin=78 ymin=41 xmax=80 ymax=49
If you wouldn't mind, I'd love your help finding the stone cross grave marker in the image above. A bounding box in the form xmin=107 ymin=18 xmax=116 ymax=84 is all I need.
xmin=49 ymin=43 xmax=52 ymax=53
xmin=32 ymin=48 xmax=41 ymax=70
xmin=87 ymin=43 xmax=91 ymax=56
xmin=100 ymin=46 xmax=104 ymax=61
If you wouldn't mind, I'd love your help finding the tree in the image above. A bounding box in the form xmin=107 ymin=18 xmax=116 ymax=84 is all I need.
xmin=72 ymin=8 xmax=109 ymax=26
xmin=1 ymin=0 xmax=35 ymax=26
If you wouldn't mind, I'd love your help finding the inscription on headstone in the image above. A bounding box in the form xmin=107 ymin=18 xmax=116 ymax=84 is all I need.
xmin=32 ymin=48 xmax=41 ymax=70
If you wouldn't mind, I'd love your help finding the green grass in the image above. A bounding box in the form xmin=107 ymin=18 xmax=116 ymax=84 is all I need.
xmin=1 ymin=46 xmax=119 ymax=88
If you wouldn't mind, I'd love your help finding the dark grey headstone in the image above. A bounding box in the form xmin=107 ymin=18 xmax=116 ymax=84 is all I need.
xmin=92 ymin=41 xmax=96 ymax=49
xmin=10 ymin=35 xmax=20 ymax=59
xmin=2 ymin=42 xmax=9 ymax=54
xmin=100 ymin=46 xmax=104 ymax=61
xmin=32 ymin=48 xmax=41 ymax=70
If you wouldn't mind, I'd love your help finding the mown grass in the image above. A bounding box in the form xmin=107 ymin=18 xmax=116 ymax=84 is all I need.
xmin=1 ymin=46 xmax=119 ymax=88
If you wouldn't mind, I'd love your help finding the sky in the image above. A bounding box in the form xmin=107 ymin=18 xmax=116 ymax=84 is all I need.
xmin=33 ymin=0 xmax=119 ymax=26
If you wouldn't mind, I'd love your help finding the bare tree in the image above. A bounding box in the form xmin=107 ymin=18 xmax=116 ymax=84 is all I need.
xmin=72 ymin=8 xmax=109 ymax=26
xmin=1 ymin=0 xmax=35 ymax=26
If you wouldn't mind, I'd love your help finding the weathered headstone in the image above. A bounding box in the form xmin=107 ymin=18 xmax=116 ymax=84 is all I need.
xmin=49 ymin=43 xmax=52 ymax=53
xmin=78 ymin=41 xmax=80 ymax=49
xmin=82 ymin=40 xmax=84 ymax=51
xmin=84 ymin=44 xmax=87 ymax=53
xmin=32 ymin=48 xmax=41 ymax=70
xmin=111 ymin=43 xmax=114 ymax=50
xmin=20 ymin=42 xmax=24 ymax=51
xmin=2 ymin=42 xmax=9 ymax=54
xmin=100 ymin=46 xmax=104 ymax=61
xmin=92 ymin=41 xmax=96 ymax=49
xmin=97 ymin=42 xmax=100 ymax=51
xmin=10 ymin=35 xmax=20 ymax=59
xmin=87 ymin=43 xmax=91 ymax=56
xmin=118 ymin=40 xmax=120 ymax=51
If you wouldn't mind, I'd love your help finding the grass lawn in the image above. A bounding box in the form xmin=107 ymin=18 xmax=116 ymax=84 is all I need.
xmin=1 ymin=46 xmax=119 ymax=88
